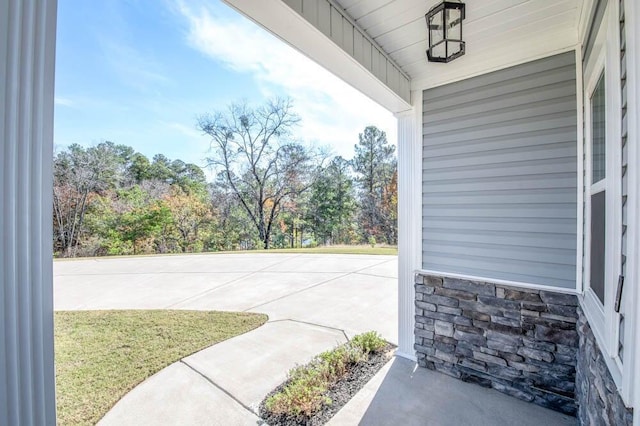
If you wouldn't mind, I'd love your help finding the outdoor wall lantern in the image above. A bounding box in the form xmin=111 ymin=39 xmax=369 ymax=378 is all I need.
xmin=425 ymin=1 xmax=466 ymax=63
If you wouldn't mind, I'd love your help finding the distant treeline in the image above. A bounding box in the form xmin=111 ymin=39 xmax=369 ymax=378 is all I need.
xmin=53 ymin=99 xmax=397 ymax=257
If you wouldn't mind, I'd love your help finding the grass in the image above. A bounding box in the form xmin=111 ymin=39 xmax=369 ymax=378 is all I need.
xmin=54 ymin=310 xmax=267 ymax=426
xmin=250 ymin=245 xmax=397 ymax=255
xmin=53 ymin=245 xmax=398 ymax=261
xmin=264 ymin=331 xmax=387 ymax=418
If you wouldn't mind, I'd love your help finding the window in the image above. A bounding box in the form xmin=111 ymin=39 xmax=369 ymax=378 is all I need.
xmin=581 ymin=0 xmax=626 ymax=390
xmin=589 ymin=73 xmax=606 ymax=305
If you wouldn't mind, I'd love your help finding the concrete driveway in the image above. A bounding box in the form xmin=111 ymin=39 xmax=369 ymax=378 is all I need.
xmin=54 ymin=252 xmax=398 ymax=343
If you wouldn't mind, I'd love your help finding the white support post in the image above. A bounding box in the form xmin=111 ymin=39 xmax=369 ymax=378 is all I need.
xmin=395 ymin=91 xmax=422 ymax=361
xmin=624 ymin=0 xmax=640 ymax=423
xmin=0 ymin=1 xmax=58 ymax=425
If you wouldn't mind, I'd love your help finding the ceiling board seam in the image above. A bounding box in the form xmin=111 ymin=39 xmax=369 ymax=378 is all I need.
xmin=324 ymin=0 xmax=411 ymax=80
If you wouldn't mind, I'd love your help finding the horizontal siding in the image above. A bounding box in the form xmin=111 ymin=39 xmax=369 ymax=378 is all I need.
xmin=422 ymin=51 xmax=578 ymax=289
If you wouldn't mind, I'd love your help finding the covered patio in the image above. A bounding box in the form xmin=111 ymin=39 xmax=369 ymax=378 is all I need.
xmin=1 ymin=0 xmax=640 ymax=424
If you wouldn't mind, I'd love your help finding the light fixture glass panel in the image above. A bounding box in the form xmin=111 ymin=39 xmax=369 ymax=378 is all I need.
xmin=446 ymin=40 xmax=463 ymax=57
xmin=447 ymin=8 xmax=462 ymax=40
xmin=432 ymin=41 xmax=446 ymax=59
xmin=429 ymin=10 xmax=444 ymax=44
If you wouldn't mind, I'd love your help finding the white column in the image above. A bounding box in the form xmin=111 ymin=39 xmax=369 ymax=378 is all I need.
xmin=1 ymin=1 xmax=57 ymax=425
xmin=395 ymin=91 xmax=422 ymax=360
xmin=624 ymin=0 xmax=640 ymax=423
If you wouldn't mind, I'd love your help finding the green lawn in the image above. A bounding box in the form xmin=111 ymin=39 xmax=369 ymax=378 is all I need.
xmin=251 ymin=245 xmax=398 ymax=255
xmin=54 ymin=245 xmax=398 ymax=261
xmin=54 ymin=310 xmax=267 ymax=426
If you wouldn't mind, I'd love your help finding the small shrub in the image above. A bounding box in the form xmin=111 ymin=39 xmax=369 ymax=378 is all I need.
xmin=265 ymin=380 xmax=331 ymax=417
xmin=265 ymin=367 xmax=331 ymax=417
xmin=345 ymin=344 xmax=367 ymax=364
xmin=350 ymin=331 xmax=386 ymax=354
xmin=263 ymin=331 xmax=387 ymax=420
xmin=318 ymin=347 xmax=349 ymax=380
xmin=368 ymin=236 xmax=376 ymax=247
xmin=318 ymin=345 xmax=366 ymax=381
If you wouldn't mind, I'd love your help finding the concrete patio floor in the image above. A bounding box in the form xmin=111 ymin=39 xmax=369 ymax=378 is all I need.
xmin=54 ymin=253 xmax=576 ymax=425
xmin=329 ymin=357 xmax=576 ymax=426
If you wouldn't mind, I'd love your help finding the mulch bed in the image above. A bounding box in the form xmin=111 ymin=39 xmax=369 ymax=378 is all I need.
xmin=259 ymin=343 xmax=396 ymax=426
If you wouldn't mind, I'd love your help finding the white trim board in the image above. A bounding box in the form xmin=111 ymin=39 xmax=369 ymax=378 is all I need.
xmin=412 ymin=44 xmax=580 ymax=92
xmin=578 ymin=0 xmax=597 ymax=43
xmin=416 ymin=270 xmax=580 ymax=295
xmin=222 ymin=0 xmax=411 ymax=113
xmin=576 ymin=47 xmax=586 ymax=296
xmin=395 ymin=90 xmax=423 ymax=360
xmin=621 ymin=0 xmax=640 ymax=419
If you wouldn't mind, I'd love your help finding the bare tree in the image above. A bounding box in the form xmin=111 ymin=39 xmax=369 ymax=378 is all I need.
xmin=198 ymin=98 xmax=321 ymax=249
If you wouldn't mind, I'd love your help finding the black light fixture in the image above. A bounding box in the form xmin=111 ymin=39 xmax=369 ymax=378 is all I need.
xmin=425 ymin=1 xmax=466 ymax=63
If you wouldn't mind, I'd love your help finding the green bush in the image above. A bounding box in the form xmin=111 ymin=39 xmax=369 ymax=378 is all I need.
xmin=368 ymin=236 xmax=376 ymax=247
xmin=265 ymin=366 xmax=331 ymax=417
xmin=350 ymin=331 xmax=386 ymax=354
xmin=263 ymin=331 xmax=387 ymax=419
xmin=318 ymin=347 xmax=349 ymax=380
xmin=318 ymin=345 xmax=365 ymax=381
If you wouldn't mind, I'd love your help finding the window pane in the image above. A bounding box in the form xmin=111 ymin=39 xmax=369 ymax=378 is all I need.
xmin=591 ymin=73 xmax=606 ymax=183
xmin=590 ymin=190 xmax=606 ymax=304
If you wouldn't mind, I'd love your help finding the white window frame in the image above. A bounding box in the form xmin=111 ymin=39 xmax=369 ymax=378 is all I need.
xmin=581 ymin=0 xmax=626 ymax=393
xmin=583 ymin=48 xmax=607 ymax=342
xmin=622 ymin=0 xmax=640 ymax=415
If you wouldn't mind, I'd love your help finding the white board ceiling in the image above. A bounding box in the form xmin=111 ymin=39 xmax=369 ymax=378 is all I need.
xmin=335 ymin=0 xmax=586 ymax=89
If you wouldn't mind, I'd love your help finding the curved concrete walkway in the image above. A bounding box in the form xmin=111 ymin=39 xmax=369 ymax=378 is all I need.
xmin=54 ymin=253 xmax=574 ymax=425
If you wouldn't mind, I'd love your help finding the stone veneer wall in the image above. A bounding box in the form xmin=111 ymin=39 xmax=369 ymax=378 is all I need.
xmin=576 ymin=306 xmax=633 ymax=425
xmin=414 ymin=274 xmax=579 ymax=415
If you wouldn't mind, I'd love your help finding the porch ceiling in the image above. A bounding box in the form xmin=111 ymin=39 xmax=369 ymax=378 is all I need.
xmin=336 ymin=0 xmax=587 ymax=89
xmin=224 ymin=0 xmax=588 ymax=111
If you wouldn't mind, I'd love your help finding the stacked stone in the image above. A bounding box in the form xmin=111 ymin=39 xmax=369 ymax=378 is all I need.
xmin=414 ymin=274 xmax=579 ymax=415
xmin=576 ymin=306 xmax=633 ymax=425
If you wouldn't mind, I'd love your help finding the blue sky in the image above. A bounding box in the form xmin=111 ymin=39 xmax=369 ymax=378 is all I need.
xmin=54 ymin=0 xmax=397 ymax=179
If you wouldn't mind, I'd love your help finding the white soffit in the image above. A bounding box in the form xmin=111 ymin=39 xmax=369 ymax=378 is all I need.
xmin=336 ymin=0 xmax=584 ymax=90
xmin=224 ymin=0 xmax=585 ymax=107
xmin=222 ymin=0 xmax=412 ymax=113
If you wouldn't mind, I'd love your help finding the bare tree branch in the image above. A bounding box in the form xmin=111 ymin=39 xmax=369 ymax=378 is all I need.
xmin=198 ymin=98 xmax=321 ymax=249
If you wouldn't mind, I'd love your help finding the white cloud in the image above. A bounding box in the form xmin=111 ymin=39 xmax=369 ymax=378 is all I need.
xmin=173 ymin=0 xmax=397 ymax=159
xmin=55 ymin=96 xmax=75 ymax=107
